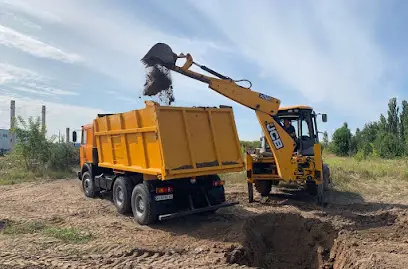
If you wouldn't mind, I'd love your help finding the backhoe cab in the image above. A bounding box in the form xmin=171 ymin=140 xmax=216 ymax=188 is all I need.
xmin=141 ymin=42 xmax=331 ymax=205
xmin=248 ymin=106 xmax=330 ymax=203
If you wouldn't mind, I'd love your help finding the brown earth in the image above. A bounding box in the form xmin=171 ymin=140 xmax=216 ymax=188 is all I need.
xmin=142 ymin=65 xmax=175 ymax=105
xmin=1 ymin=180 xmax=408 ymax=269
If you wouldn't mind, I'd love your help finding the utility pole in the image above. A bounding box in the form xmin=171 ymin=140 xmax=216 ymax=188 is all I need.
xmin=10 ymin=100 xmax=15 ymax=151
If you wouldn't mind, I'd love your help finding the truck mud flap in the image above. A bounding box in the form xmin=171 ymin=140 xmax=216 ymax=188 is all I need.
xmin=158 ymin=201 xmax=239 ymax=221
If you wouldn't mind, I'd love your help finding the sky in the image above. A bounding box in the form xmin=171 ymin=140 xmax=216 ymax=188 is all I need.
xmin=1 ymin=0 xmax=408 ymax=141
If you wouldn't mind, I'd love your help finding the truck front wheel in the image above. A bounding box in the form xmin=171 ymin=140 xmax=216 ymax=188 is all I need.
xmin=82 ymin=171 xmax=97 ymax=198
xmin=131 ymin=182 xmax=157 ymax=225
xmin=113 ymin=176 xmax=133 ymax=214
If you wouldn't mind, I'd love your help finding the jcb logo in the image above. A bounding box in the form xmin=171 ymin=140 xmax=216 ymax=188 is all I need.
xmin=266 ymin=122 xmax=284 ymax=150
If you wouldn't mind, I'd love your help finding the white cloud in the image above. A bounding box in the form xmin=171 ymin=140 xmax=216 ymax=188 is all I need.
xmin=0 ymin=0 xmax=61 ymax=24
xmin=190 ymin=0 xmax=398 ymax=121
xmin=0 ymin=63 xmax=40 ymax=83
xmin=1 ymin=0 xmax=400 ymax=140
xmin=1 ymin=0 xmax=231 ymax=92
xmin=0 ymin=63 xmax=78 ymax=96
xmin=0 ymin=9 xmax=42 ymax=30
xmin=0 ymin=95 xmax=102 ymax=138
xmin=0 ymin=25 xmax=82 ymax=63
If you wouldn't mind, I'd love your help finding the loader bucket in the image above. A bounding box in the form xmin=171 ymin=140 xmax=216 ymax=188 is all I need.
xmin=141 ymin=43 xmax=177 ymax=68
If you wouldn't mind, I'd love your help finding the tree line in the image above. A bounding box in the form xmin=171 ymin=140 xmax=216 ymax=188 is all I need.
xmin=325 ymin=97 xmax=408 ymax=159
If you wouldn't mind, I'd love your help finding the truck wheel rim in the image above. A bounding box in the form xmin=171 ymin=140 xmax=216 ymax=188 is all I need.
xmin=115 ymin=186 xmax=124 ymax=206
xmin=136 ymin=195 xmax=145 ymax=216
xmin=84 ymin=177 xmax=91 ymax=194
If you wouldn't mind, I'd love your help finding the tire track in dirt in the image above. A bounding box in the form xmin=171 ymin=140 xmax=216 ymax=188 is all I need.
xmin=0 ymin=247 xmax=251 ymax=269
xmin=2 ymin=179 xmax=408 ymax=269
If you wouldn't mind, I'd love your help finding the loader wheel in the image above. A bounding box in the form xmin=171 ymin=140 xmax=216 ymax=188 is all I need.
xmin=82 ymin=171 xmax=97 ymax=198
xmin=131 ymin=182 xmax=157 ymax=225
xmin=255 ymin=180 xmax=272 ymax=197
xmin=113 ymin=176 xmax=133 ymax=214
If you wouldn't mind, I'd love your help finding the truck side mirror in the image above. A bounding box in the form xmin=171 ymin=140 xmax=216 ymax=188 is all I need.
xmin=72 ymin=131 xmax=77 ymax=142
xmin=322 ymin=114 xmax=327 ymax=122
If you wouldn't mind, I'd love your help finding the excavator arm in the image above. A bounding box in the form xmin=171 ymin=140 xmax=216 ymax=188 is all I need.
xmin=142 ymin=43 xmax=297 ymax=179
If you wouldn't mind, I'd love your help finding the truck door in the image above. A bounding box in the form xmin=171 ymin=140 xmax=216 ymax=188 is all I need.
xmin=80 ymin=128 xmax=87 ymax=168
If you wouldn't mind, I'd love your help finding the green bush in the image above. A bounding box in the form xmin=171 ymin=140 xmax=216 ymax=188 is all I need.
xmin=1 ymin=116 xmax=79 ymax=184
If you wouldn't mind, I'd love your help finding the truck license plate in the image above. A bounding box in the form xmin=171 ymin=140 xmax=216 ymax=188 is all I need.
xmin=155 ymin=194 xmax=174 ymax=201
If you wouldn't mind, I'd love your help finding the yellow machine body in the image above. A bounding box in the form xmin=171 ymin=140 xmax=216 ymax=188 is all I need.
xmin=81 ymin=101 xmax=244 ymax=180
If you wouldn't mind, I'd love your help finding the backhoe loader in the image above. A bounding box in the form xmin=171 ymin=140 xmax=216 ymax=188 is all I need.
xmin=141 ymin=43 xmax=331 ymax=204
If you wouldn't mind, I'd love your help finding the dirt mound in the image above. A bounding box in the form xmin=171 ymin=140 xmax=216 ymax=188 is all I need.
xmin=226 ymin=213 xmax=338 ymax=269
xmin=143 ymin=64 xmax=175 ymax=105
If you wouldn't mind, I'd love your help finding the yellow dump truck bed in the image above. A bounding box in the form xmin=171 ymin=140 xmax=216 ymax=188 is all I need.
xmin=94 ymin=101 xmax=244 ymax=180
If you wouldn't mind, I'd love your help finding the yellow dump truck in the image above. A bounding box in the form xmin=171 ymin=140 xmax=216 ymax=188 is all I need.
xmin=73 ymin=101 xmax=244 ymax=225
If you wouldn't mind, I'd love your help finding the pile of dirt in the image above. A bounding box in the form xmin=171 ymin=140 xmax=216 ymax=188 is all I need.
xmin=226 ymin=213 xmax=338 ymax=269
xmin=142 ymin=64 xmax=175 ymax=105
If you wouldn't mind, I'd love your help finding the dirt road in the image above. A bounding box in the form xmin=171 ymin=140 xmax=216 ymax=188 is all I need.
xmin=1 ymin=179 xmax=408 ymax=269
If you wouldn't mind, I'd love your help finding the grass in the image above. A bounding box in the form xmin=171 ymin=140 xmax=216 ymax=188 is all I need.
xmin=2 ymin=221 xmax=46 ymax=235
xmin=221 ymin=171 xmax=246 ymax=184
xmin=1 ymin=220 xmax=93 ymax=244
xmin=220 ymin=153 xmax=408 ymax=202
xmin=324 ymin=154 xmax=408 ymax=201
xmin=44 ymin=227 xmax=93 ymax=244
xmin=0 ymin=155 xmax=75 ymax=186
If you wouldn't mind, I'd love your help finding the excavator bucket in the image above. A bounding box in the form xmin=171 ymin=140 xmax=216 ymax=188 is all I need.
xmin=141 ymin=43 xmax=177 ymax=68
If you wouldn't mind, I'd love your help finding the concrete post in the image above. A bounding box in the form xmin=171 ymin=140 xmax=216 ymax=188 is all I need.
xmin=41 ymin=105 xmax=46 ymax=132
xmin=10 ymin=100 xmax=15 ymax=151
xmin=66 ymin=127 xmax=70 ymax=143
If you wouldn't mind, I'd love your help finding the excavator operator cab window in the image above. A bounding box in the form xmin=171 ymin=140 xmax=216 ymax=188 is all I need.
xmin=275 ymin=109 xmax=317 ymax=156
xmin=298 ymin=110 xmax=316 ymax=156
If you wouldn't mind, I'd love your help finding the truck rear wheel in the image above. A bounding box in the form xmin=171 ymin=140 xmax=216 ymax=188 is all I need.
xmin=131 ymin=182 xmax=157 ymax=225
xmin=113 ymin=176 xmax=133 ymax=214
xmin=255 ymin=180 xmax=272 ymax=196
xmin=82 ymin=171 xmax=97 ymax=198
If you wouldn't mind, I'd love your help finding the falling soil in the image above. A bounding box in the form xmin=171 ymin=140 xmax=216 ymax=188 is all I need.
xmin=226 ymin=213 xmax=338 ymax=269
xmin=142 ymin=64 xmax=175 ymax=105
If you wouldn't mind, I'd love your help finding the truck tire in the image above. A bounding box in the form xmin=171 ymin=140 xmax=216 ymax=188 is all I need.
xmin=254 ymin=180 xmax=272 ymax=196
xmin=113 ymin=176 xmax=133 ymax=214
xmin=82 ymin=171 xmax=97 ymax=198
xmin=131 ymin=182 xmax=157 ymax=225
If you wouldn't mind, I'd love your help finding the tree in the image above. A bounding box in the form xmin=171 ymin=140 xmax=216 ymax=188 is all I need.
xmin=331 ymin=122 xmax=352 ymax=156
xmin=322 ymin=131 xmax=329 ymax=149
xmin=379 ymin=114 xmax=387 ymax=134
xmin=387 ymin=97 xmax=399 ymax=134
xmin=350 ymin=128 xmax=361 ymax=155
xmin=374 ymin=132 xmax=403 ymax=158
xmin=400 ymin=100 xmax=408 ymax=145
